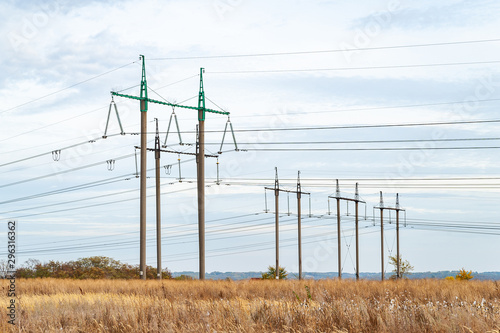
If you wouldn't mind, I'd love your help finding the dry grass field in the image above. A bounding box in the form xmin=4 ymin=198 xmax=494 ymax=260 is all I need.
xmin=1 ymin=278 xmax=499 ymax=332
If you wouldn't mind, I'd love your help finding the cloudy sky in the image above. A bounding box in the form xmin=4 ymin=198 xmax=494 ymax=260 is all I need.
xmin=1 ymin=0 xmax=500 ymax=276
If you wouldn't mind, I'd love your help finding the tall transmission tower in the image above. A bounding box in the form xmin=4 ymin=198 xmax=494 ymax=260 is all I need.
xmin=111 ymin=57 xmax=229 ymax=280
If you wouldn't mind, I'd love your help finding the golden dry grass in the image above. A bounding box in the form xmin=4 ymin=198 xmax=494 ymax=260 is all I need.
xmin=1 ymin=278 xmax=499 ymax=332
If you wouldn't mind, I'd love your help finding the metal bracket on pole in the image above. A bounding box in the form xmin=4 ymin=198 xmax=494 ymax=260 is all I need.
xmin=163 ymin=107 xmax=183 ymax=148
xmin=218 ymin=116 xmax=239 ymax=154
xmin=103 ymin=96 xmax=125 ymax=138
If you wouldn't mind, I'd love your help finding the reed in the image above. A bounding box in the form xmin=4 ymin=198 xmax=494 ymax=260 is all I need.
xmin=1 ymin=278 xmax=498 ymax=332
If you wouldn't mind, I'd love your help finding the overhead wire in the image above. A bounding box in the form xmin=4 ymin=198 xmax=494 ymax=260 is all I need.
xmin=209 ymin=60 xmax=500 ymax=74
xmin=148 ymin=38 xmax=500 ymax=60
xmin=0 ymin=61 xmax=138 ymax=115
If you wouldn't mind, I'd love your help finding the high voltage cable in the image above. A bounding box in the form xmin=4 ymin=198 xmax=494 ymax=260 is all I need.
xmin=0 ymin=133 xmax=122 ymax=168
xmin=22 ymin=213 xmax=263 ymax=248
xmin=4 ymin=119 xmax=500 ymax=169
xmin=0 ymin=152 xmax=137 ymax=189
xmin=158 ymin=118 xmax=500 ymax=134
xmin=1 ymin=74 xmax=199 ymax=145
xmin=160 ymin=227 xmax=386 ymax=263
xmin=0 ymin=105 xmax=107 ymax=144
xmin=0 ymin=61 xmax=138 ymax=115
xmin=13 ymin=210 xmax=500 ymax=259
xmin=21 ymin=212 xmax=499 ymax=252
xmin=0 ymin=186 xmax=198 ymax=221
xmin=148 ymin=38 xmax=500 ymax=60
xmin=0 ymin=175 xmax=133 ymax=205
xmin=209 ymin=60 xmax=500 ymax=74
xmin=244 ymin=146 xmax=500 ymax=152
xmin=230 ymin=98 xmax=500 ymax=119
xmin=14 ymin=218 xmax=345 ymax=257
xmin=14 ymin=215 xmax=309 ymax=255
xmin=206 ymin=137 xmax=500 ymax=146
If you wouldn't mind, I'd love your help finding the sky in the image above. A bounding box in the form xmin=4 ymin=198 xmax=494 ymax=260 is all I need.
xmin=1 ymin=0 xmax=500 ymax=277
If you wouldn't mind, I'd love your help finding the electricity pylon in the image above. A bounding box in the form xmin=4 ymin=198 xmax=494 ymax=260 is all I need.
xmin=375 ymin=192 xmax=406 ymax=280
xmin=328 ymin=180 xmax=365 ymax=280
xmin=111 ymin=56 xmax=229 ymax=280
xmin=264 ymin=168 xmax=310 ymax=280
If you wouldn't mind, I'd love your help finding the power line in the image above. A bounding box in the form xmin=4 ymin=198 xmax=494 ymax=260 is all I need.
xmin=230 ymin=97 xmax=500 ymax=118
xmin=0 ymin=152 xmax=136 ymax=190
xmin=206 ymin=137 xmax=500 ymax=146
xmin=157 ymin=118 xmax=500 ymax=134
xmin=244 ymin=146 xmax=500 ymax=152
xmin=149 ymin=38 xmax=500 ymax=60
xmin=209 ymin=60 xmax=500 ymax=74
xmin=0 ymin=61 xmax=138 ymax=115
xmin=0 ymin=133 xmax=122 ymax=168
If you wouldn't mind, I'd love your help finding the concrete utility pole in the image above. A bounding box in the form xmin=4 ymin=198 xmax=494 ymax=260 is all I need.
xmin=378 ymin=191 xmax=385 ymax=281
xmin=396 ymin=193 xmax=401 ymax=279
xmin=274 ymin=167 xmax=279 ymax=279
xmin=197 ymin=69 xmax=206 ymax=280
xmin=139 ymin=56 xmax=148 ymax=280
xmin=297 ymin=171 xmax=302 ymax=280
xmin=328 ymin=180 xmax=365 ymax=280
xmin=376 ymin=192 xmax=405 ymax=279
xmin=336 ymin=181 xmax=341 ymax=279
xmin=154 ymin=118 xmax=162 ymax=280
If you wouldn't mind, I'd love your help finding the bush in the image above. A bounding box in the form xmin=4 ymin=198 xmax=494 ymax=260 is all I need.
xmin=261 ymin=265 xmax=288 ymax=280
xmin=456 ymin=268 xmax=473 ymax=281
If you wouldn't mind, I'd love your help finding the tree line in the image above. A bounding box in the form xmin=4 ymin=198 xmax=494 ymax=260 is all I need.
xmin=1 ymin=256 xmax=172 ymax=279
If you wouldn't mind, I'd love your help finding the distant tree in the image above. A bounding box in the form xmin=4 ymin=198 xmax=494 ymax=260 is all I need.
xmin=388 ymin=255 xmax=414 ymax=279
xmin=455 ymin=268 xmax=473 ymax=281
xmin=13 ymin=257 xmax=171 ymax=279
xmin=261 ymin=266 xmax=288 ymax=280
xmin=445 ymin=276 xmax=455 ymax=281
xmin=174 ymin=274 xmax=194 ymax=280
xmin=0 ymin=260 xmax=8 ymax=278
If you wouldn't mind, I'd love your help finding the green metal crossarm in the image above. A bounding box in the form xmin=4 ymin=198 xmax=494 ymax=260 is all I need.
xmin=111 ymin=92 xmax=230 ymax=116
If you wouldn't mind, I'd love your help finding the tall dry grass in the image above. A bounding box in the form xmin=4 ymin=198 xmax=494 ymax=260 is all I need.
xmin=1 ymin=278 xmax=499 ymax=332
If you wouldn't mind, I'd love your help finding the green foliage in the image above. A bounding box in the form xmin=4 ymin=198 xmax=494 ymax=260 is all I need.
xmin=15 ymin=256 xmax=172 ymax=279
xmin=388 ymin=255 xmax=414 ymax=279
xmin=305 ymin=285 xmax=312 ymax=300
xmin=261 ymin=265 xmax=288 ymax=280
xmin=174 ymin=274 xmax=194 ymax=280
xmin=292 ymin=285 xmax=313 ymax=304
xmin=456 ymin=268 xmax=473 ymax=281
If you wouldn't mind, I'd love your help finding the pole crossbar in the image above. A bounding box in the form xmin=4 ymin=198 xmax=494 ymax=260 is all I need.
xmin=328 ymin=195 xmax=366 ymax=203
xmin=111 ymin=92 xmax=230 ymax=116
xmin=139 ymin=146 xmax=218 ymax=158
xmin=264 ymin=187 xmax=310 ymax=195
